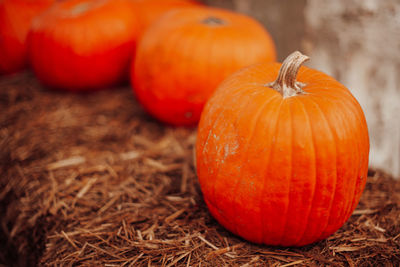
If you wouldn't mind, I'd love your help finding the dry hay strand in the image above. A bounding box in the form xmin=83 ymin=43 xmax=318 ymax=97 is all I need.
xmin=1 ymin=72 xmax=399 ymax=266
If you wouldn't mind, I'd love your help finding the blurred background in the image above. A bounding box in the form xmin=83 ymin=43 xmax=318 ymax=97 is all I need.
xmin=205 ymin=0 xmax=400 ymax=178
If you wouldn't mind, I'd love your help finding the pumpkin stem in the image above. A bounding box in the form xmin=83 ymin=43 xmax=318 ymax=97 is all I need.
xmin=267 ymin=51 xmax=310 ymax=98
xmin=202 ymin=16 xmax=225 ymax=26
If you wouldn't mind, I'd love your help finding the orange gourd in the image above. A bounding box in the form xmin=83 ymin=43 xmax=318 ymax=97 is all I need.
xmin=131 ymin=0 xmax=201 ymax=38
xmin=0 ymin=0 xmax=54 ymax=74
xmin=196 ymin=51 xmax=370 ymax=246
xmin=132 ymin=7 xmax=276 ymax=126
xmin=28 ymin=0 xmax=139 ymax=91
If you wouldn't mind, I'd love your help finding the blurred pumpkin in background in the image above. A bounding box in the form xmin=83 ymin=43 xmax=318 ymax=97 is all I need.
xmin=0 ymin=0 xmax=54 ymax=74
xmin=132 ymin=7 xmax=276 ymax=126
xmin=29 ymin=0 xmax=139 ymax=91
xmin=196 ymin=51 xmax=370 ymax=246
xmin=131 ymin=0 xmax=201 ymax=38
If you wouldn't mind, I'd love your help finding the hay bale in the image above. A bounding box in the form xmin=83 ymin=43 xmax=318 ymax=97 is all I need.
xmin=1 ymin=73 xmax=399 ymax=266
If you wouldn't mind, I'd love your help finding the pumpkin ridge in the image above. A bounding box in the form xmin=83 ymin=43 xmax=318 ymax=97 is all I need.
xmin=292 ymin=97 xmax=319 ymax=245
xmin=308 ymin=97 xmax=338 ymax=243
xmin=234 ymin=94 xmax=281 ymax=242
xmin=297 ymin=70 xmax=328 ymax=88
xmin=304 ymin=87 xmax=355 ymax=114
xmin=258 ymin=98 xmax=284 ymax=244
xmin=260 ymin=101 xmax=284 ymax=245
xmin=329 ymin=96 xmax=362 ymax=229
xmin=345 ymin=104 xmax=369 ymax=219
xmin=218 ymin=29 xmax=245 ymax=95
xmin=162 ymin=24 xmax=192 ymax=82
xmin=136 ymin=22 xmax=185 ymax=106
xmin=336 ymin=108 xmax=361 ymax=236
xmin=310 ymin=96 xmax=339 ymax=244
xmin=308 ymin=85 xmax=352 ymax=99
xmin=202 ymin=25 xmax=219 ymax=98
xmin=176 ymin=25 xmax=205 ymax=100
xmin=206 ymin=85 xmax=259 ymax=228
xmin=308 ymin=96 xmax=342 ymax=242
xmin=333 ymin=99 xmax=363 ymax=228
xmin=225 ymin=89 xmax=278 ymax=240
xmin=200 ymin=83 xmax=255 ymax=160
xmin=276 ymin=100 xmax=295 ymax=245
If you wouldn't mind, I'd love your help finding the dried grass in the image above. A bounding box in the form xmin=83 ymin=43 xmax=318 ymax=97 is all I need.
xmin=1 ymin=72 xmax=399 ymax=266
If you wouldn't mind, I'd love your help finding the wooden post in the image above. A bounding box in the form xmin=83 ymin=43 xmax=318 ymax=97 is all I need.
xmin=305 ymin=0 xmax=400 ymax=178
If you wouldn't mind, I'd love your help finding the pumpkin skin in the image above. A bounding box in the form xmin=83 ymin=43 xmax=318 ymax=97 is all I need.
xmin=0 ymin=0 xmax=54 ymax=74
xmin=131 ymin=0 xmax=201 ymax=38
xmin=132 ymin=7 xmax=276 ymax=126
xmin=196 ymin=52 xmax=369 ymax=246
xmin=28 ymin=0 xmax=139 ymax=91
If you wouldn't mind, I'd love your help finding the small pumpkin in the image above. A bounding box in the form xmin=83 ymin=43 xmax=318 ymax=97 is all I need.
xmin=0 ymin=0 xmax=54 ymax=74
xmin=29 ymin=0 xmax=139 ymax=91
xmin=196 ymin=51 xmax=369 ymax=246
xmin=132 ymin=7 xmax=276 ymax=126
xmin=131 ymin=0 xmax=201 ymax=38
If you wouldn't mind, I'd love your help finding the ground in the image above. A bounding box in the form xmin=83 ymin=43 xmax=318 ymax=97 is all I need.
xmin=0 ymin=72 xmax=399 ymax=266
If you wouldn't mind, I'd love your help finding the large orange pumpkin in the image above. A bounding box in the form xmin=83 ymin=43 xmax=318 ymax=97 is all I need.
xmin=196 ymin=51 xmax=370 ymax=246
xmin=0 ymin=0 xmax=54 ymax=74
xmin=132 ymin=7 xmax=276 ymax=126
xmin=29 ymin=0 xmax=139 ymax=91
xmin=131 ymin=0 xmax=201 ymax=38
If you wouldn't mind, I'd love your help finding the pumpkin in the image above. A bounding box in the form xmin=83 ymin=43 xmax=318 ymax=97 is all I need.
xmin=196 ymin=51 xmax=369 ymax=246
xmin=132 ymin=7 xmax=276 ymax=126
xmin=28 ymin=0 xmax=139 ymax=91
xmin=0 ymin=0 xmax=54 ymax=74
xmin=131 ymin=0 xmax=201 ymax=38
